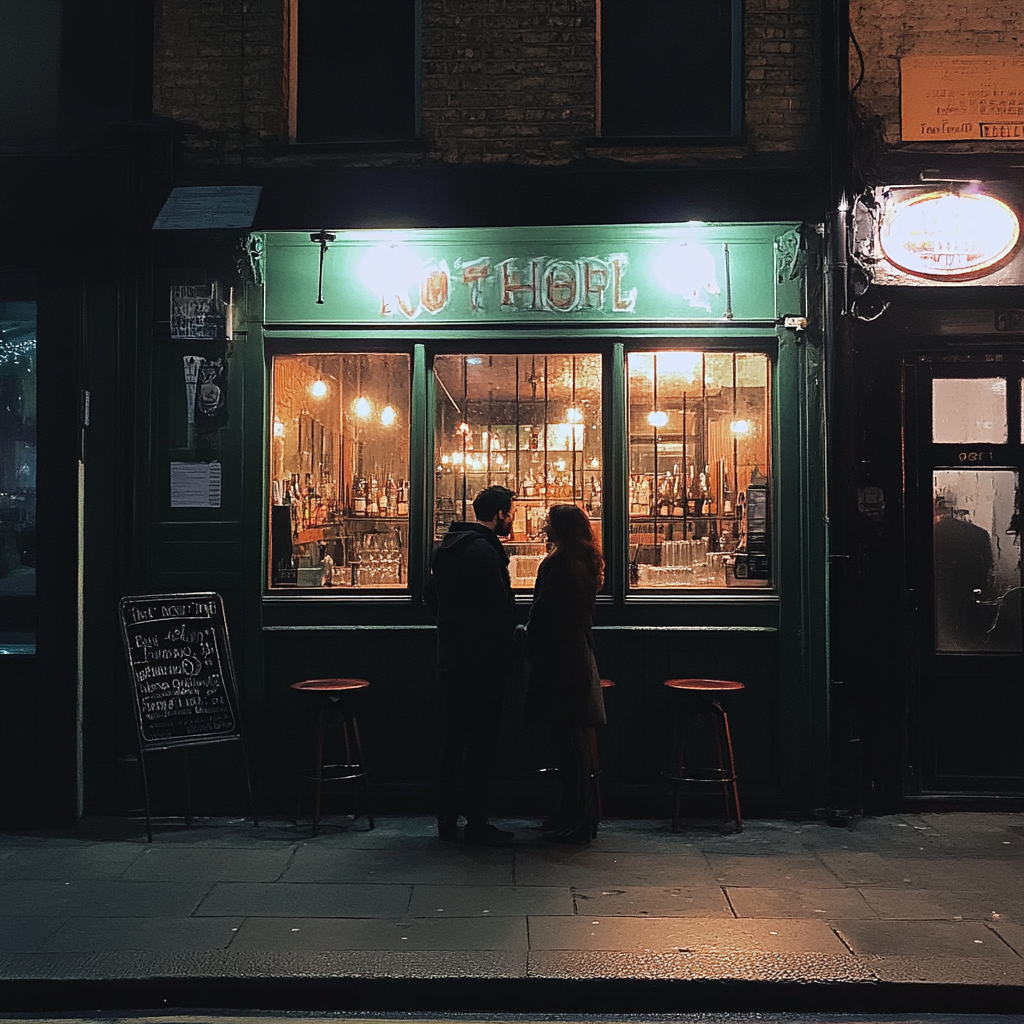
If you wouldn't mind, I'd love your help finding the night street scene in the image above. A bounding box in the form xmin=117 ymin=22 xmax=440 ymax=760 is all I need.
xmin=0 ymin=0 xmax=1022 ymax=1019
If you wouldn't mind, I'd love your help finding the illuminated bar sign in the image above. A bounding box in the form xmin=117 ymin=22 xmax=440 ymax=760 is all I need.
xmin=261 ymin=223 xmax=803 ymax=325
xmin=880 ymin=191 xmax=1021 ymax=278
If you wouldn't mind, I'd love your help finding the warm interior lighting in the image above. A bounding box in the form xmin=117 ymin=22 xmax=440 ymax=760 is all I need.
xmin=566 ymin=407 xmax=584 ymax=423
xmin=590 ymin=457 xmax=600 ymax=468
xmin=273 ymin=419 xmax=285 ymax=438
xmin=730 ymin=418 xmax=751 ymax=435
xmin=310 ymin=379 xmax=328 ymax=398
xmin=354 ymin=396 xmax=372 ymax=418
xmin=647 ymin=410 xmax=669 ymax=428
xmin=380 ymin=405 xmax=396 ymax=427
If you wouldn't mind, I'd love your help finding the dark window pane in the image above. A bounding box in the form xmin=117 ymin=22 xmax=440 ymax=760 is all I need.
xmin=0 ymin=300 xmax=37 ymax=648
xmin=298 ymin=0 xmax=417 ymax=143
xmin=601 ymin=0 xmax=736 ymax=137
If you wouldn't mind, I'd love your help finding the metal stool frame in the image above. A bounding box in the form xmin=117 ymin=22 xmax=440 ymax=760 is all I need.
xmin=663 ymin=678 xmax=743 ymax=833
xmin=291 ymin=679 xmax=375 ymax=836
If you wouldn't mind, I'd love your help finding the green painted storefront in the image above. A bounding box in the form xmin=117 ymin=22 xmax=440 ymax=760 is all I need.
xmin=134 ymin=221 xmax=827 ymax=819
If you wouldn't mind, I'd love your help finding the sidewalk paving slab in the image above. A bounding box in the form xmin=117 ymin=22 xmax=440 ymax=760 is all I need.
xmin=1 ymin=812 xmax=1022 ymax=1013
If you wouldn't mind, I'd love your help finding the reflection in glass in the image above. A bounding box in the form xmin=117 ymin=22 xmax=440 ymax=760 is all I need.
xmin=433 ymin=354 xmax=602 ymax=590
xmin=0 ymin=301 xmax=37 ymax=649
xmin=269 ymin=353 xmax=410 ymax=589
xmin=626 ymin=351 xmax=771 ymax=589
xmin=932 ymin=378 xmax=1007 ymax=444
xmin=933 ymin=469 xmax=1021 ymax=653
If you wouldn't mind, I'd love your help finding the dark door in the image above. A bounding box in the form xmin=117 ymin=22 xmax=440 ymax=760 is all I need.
xmin=905 ymin=352 xmax=1023 ymax=795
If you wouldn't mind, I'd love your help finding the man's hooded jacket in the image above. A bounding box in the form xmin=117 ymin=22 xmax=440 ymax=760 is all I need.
xmin=424 ymin=521 xmax=516 ymax=672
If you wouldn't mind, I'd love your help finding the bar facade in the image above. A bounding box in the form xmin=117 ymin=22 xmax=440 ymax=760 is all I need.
xmin=137 ymin=218 xmax=827 ymax=817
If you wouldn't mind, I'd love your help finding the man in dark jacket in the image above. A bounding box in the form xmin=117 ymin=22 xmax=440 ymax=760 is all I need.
xmin=424 ymin=485 xmax=517 ymax=845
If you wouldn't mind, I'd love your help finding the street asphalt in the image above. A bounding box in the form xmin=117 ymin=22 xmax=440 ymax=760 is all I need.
xmin=0 ymin=812 xmax=1021 ymax=1014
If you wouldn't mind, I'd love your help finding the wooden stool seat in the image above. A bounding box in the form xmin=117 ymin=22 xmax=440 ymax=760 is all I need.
xmin=291 ymin=678 xmax=370 ymax=693
xmin=663 ymin=678 xmax=743 ymax=833
xmin=291 ymin=678 xmax=374 ymax=835
xmin=665 ymin=678 xmax=744 ymax=694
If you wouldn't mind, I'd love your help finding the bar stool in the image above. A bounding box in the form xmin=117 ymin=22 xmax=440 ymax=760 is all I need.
xmin=663 ymin=678 xmax=743 ymax=833
xmin=291 ymin=678 xmax=374 ymax=835
xmin=536 ymin=678 xmax=613 ymax=838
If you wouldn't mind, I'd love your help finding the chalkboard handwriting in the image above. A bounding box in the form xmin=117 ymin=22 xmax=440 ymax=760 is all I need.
xmin=120 ymin=593 xmax=241 ymax=748
xmin=128 ymin=599 xmax=219 ymax=623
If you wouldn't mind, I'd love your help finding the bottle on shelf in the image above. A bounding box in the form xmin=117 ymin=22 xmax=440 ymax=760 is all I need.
xmin=722 ymin=460 xmax=733 ymax=515
xmin=353 ymin=476 xmax=367 ymax=516
xmin=687 ymin=466 xmax=701 ymax=515
xmin=367 ymin=476 xmax=380 ymax=517
xmin=700 ymin=464 xmax=713 ymax=516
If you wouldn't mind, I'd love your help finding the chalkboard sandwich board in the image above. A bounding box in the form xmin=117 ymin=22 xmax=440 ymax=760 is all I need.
xmin=118 ymin=592 xmax=257 ymax=839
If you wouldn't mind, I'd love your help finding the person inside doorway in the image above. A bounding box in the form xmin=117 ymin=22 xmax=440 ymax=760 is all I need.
xmin=933 ymin=492 xmax=995 ymax=651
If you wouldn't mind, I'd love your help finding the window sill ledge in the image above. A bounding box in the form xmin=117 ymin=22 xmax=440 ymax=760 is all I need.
xmin=266 ymin=139 xmax=432 ymax=157
xmin=586 ymin=135 xmax=747 ymax=148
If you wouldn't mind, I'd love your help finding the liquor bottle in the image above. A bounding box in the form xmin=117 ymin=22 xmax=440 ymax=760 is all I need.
xmin=687 ymin=466 xmax=701 ymax=515
xmin=396 ymin=479 xmax=409 ymax=518
xmin=529 ymin=427 xmax=539 ymax=451
xmin=722 ymin=461 xmax=733 ymax=515
xmin=589 ymin=477 xmax=602 ymax=515
xmin=367 ymin=477 xmax=380 ymax=517
xmin=700 ymin=465 xmax=712 ymax=516
xmin=353 ymin=477 xmax=367 ymax=516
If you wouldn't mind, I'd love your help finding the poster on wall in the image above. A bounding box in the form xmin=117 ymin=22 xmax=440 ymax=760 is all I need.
xmin=193 ymin=357 xmax=229 ymax=432
xmin=901 ymin=56 xmax=1024 ymax=142
xmin=170 ymin=282 xmax=232 ymax=340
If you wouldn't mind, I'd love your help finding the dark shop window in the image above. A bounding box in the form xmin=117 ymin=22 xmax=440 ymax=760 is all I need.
xmin=295 ymin=0 xmax=418 ymax=143
xmin=599 ymin=0 xmax=742 ymax=138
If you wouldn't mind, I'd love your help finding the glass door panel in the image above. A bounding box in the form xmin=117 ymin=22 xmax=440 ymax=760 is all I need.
xmin=933 ymin=469 xmax=1021 ymax=653
xmin=931 ymin=377 xmax=1007 ymax=443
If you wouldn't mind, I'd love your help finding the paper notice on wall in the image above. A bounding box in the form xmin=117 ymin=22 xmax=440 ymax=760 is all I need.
xmin=170 ymin=461 xmax=222 ymax=508
xmin=183 ymin=356 xmax=202 ymax=425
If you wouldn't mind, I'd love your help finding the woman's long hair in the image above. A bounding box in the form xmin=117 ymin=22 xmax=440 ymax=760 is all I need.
xmin=546 ymin=504 xmax=604 ymax=593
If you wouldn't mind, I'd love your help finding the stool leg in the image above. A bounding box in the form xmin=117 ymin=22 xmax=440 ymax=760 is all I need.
xmin=671 ymin=706 xmax=686 ymax=833
xmin=718 ymin=703 xmax=742 ymax=833
xmin=348 ymin=709 xmax=375 ymax=830
xmin=587 ymin=727 xmax=602 ymax=839
xmin=312 ymin=706 xmax=326 ymax=837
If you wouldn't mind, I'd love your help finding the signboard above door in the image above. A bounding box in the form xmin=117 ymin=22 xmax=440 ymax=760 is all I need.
xmin=261 ymin=223 xmax=804 ymax=326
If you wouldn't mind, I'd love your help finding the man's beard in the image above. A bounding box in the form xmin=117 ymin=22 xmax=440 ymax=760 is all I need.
xmin=497 ymin=517 xmax=513 ymax=538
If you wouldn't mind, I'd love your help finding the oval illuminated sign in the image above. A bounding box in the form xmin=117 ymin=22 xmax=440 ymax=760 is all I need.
xmin=879 ymin=191 xmax=1021 ymax=277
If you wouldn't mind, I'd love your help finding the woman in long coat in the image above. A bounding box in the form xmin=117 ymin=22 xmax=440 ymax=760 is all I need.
xmin=526 ymin=504 xmax=606 ymax=844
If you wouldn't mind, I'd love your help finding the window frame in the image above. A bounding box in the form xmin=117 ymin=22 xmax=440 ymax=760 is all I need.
xmin=286 ymin=0 xmax=422 ymax=147
xmin=595 ymin=0 xmax=744 ymax=141
xmin=262 ymin=334 xmax=778 ymax=604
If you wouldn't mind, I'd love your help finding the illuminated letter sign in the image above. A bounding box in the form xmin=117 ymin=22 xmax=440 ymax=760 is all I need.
xmin=880 ymin=191 xmax=1020 ymax=277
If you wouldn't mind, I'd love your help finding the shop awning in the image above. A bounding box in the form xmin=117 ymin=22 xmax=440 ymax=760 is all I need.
xmin=160 ymin=162 xmax=828 ymax=233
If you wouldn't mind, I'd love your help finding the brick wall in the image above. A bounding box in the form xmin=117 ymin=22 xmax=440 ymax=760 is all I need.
xmin=849 ymin=0 xmax=1022 ymax=150
xmin=153 ymin=0 xmax=821 ymax=169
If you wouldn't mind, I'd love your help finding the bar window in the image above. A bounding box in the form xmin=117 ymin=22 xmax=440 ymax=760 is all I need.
xmin=269 ymin=352 xmax=410 ymax=589
xmin=627 ymin=350 xmax=771 ymax=589
xmin=433 ymin=354 xmax=603 ymax=590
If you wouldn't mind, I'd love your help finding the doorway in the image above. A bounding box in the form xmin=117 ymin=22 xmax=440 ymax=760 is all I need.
xmin=905 ymin=352 xmax=1023 ymax=795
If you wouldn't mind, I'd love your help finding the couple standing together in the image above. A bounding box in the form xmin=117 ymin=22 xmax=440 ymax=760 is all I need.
xmin=424 ymin=485 xmax=605 ymax=846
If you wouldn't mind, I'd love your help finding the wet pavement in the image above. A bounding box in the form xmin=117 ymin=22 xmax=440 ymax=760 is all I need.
xmin=0 ymin=813 xmax=1022 ymax=1013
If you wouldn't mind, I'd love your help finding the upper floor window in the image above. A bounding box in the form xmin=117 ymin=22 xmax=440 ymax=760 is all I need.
xmin=598 ymin=0 xmax=742 ymax=139
xmin=289 ymin=0 xmax=419 ymax=144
